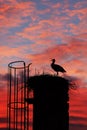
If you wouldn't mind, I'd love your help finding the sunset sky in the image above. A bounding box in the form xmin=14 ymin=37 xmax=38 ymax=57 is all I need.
xmin=0 ymin=0 xmax=87 ymax=129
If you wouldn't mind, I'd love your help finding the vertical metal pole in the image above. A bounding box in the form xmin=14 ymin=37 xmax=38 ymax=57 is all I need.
xmin=16 ymin=75 xmax=18 ymax=130
xmin=7 ymin=67 xmax=10 ymax=129
xmin=24 ymin=62 xmax=26 ymax=130
xmin=21 ymin=71 xmax=23 ymax=130
xmin=7 ymin=69 xmax=9 ymax=129
xmin=27 ymin=65 xmax=30 ymax=130
xmin=14 ymin=68 xmax=16 ymax=129
xmin=9 ymin=68 xmax=12 ymax=129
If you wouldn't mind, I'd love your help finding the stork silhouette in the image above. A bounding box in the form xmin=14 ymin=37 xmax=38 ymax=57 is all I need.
xmin=51 ymin=59 xmax=66 ymax=76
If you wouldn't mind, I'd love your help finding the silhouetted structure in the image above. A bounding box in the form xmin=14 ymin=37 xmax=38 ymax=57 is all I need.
xmin=51 ymin=58 xmax=66 ymax=75
xmin=7 ymin=61 xmax=32 ymax=130
xmin=27 ymin=74 xmax=69 ymax=130
xmin=7 ymin=60 xmax=69 ymax=130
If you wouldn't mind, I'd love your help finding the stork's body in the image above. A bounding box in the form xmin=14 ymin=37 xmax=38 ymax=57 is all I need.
xmin=51 ymin=59 xmax=66 ymax=75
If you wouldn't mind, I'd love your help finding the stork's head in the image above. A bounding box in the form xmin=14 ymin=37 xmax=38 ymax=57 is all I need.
xmin=51 ymin=58 xmax=55 ymax=63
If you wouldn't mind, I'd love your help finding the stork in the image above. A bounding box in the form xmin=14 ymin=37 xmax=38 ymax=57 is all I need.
xmin=51 ymin=59 xmax=66 ymax=76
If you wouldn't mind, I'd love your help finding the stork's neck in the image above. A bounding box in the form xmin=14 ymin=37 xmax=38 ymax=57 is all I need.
xmin=52 ymin=61 xmax=55 ymax=64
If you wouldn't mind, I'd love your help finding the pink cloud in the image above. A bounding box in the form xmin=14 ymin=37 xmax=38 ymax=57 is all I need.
xmin=74 ymin=1 xmax=87 ymax=9
xmin=69 ymin=20 xmax=87 ymax=35
xmin=75 ymin=33 xmax=87 ymax=40
xmin=0 ymin=1 xmax=36 ymax=29
xmin=30 ymin=38 xmax=87 ymax=62
xmin=0 ymin=46 xmax=22 ymax=57
xmin=16 ymin=17 xmax=66 ymax=45
xmin=24 ymin=38 xmax=87 ymax=82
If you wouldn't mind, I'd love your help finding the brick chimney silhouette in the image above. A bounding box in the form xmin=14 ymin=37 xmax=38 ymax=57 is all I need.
xmin=27 ymin=74 xmax=69 ymax=130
